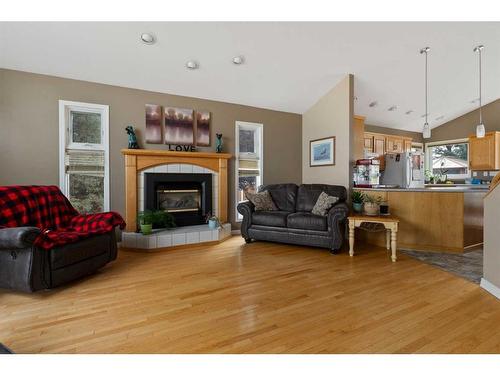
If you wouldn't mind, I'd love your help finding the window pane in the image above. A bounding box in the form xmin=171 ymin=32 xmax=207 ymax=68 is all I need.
xmin=431 ymin=143 xmax=468 ymax=177
xmin=238 ymin=176 xmax=257 ymax=203
xmin=69 ymin=174 xmax=104 ymax=213
xmin=71 ymin=111 xmax=102 ymax=144
xmin=239 ymin=129 xmax=255 ymax=153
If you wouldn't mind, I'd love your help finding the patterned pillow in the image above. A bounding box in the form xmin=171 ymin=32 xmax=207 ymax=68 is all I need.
xmin=245 ymin=190 xmax=278 ymax=211
xmin=311 ymin=191 xmax=339 ymax=216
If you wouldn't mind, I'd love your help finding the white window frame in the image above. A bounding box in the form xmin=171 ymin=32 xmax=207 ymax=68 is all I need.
xmin=235 ymin=121 xmax=263 ymax=222
xmin=59 ymin=100 xmax=110 ymax=211
xmin=424 ymin=138 xmax=470 ymax=181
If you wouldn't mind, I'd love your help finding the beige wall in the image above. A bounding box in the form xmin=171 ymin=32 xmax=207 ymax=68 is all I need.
xmin=365 ymin=124 xmax=424 ymax=144
xmin=302 ymin=75 xmax=354 ymax=188
xmin=429 ymin=99 xmax=500 ymax=142
xmin=0 ymin=69 xmax=302 ymax=228
xmin=483 ymin=186 xmax=500 ymax=296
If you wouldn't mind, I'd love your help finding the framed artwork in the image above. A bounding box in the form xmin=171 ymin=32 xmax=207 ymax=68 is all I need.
xmin=145 ymin=104 xmax=163 ymax=144
xmin=164 ymin=107 xmax=194 ymax=145
xmin=196 ymin=110 xmax=211 ymax=146
xmin=310 ymin=136 xmax=335 ymax=167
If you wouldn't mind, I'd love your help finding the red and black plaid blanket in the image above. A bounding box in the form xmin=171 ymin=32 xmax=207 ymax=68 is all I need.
xmin=0 ymin=185 xmax=125 ymax=250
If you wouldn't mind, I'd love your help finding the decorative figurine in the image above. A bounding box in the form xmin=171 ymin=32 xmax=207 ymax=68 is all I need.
xmin=125 ymin=125 xmax=140 ymax=149
xmin=215 ymin=133 xmax=223 ymax=153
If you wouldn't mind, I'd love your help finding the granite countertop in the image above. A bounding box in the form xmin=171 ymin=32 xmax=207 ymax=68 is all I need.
xmin=354 ymin=186 xmax=489 ymax=193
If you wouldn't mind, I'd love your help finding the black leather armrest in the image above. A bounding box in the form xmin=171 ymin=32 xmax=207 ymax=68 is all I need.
xmin=237 ymin=201 xmax=255 ymax=240
xmin=0 ymin=227 xmax=41 ymax=249
xmin=327 ymin=202 xmax=349 ymax=251
xmin=327 ymin=201 xmax=349 ymax=221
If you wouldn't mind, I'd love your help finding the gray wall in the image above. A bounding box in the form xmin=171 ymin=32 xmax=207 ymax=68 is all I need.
xmin=0 ymin=68 xmax=303 ymax=228
xmin=429 ymin=99 xmax=500 ymax=142
xmin=365 ymin=124 xmax=424 ymax=143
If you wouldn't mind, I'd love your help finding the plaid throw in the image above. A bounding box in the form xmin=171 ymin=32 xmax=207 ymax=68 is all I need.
xmin=0 ymin=185 xmax=125 ymax=250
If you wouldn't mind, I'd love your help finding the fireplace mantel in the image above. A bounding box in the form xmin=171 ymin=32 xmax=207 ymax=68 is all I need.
xmin=121 ymin=149 xmax=231 ymax=232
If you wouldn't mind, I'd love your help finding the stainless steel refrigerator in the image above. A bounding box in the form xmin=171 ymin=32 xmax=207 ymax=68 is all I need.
xmin=381 ymin=152 xmax=425 ymax=188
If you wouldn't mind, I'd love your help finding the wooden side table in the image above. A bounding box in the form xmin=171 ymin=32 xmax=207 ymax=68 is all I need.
xmin=348 ymin=215 xmax=400 ymax=262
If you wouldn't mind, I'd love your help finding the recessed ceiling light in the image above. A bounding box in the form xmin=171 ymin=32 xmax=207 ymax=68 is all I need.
xmin=369 ymin=101 xmax=378 ymax=108
xmin=185 ymin=60 xmax=199 ymax=70
xmin=232 ymin=55 xmax=245 ymax=65
xmin=140 ymin=33 xmax=156 ymax=45
xmin=405 ymin=110 xmax=414 ymax=115
xmin=470 ymin=98 xmax=479 ymax=104
xmin=388 ymin=106 xmax=397 ymax=112
xmin=354 ymin=96 xmax=358 ymax=101
xmin=435 ymin=115 xmax=445 ymax=121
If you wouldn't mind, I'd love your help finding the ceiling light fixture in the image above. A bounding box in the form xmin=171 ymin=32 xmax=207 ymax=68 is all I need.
xmin=369 ymin=101 xmax=378 ymax=108
xmin=185 ymin=60 xmax=199 ymax=70
xmin=140 ymin=33 xmax=156 ymax=45
xmin=388 ymin=106 xmax=397 ymax=112
xmin=420 ymin=46 xmax=431 ymax=139
xmin=232 ymin=55 xmax=245 ymax=65
xmin=474 ymin=45 xmax=485 ymax=138
xmin=405 ymin=110 xmax=414 ymax=115
xmin=435 ymin=115 xmax=445 ymax=121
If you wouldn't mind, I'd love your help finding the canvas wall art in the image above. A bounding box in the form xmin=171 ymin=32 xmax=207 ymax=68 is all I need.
xmin=310 ymin=136 xmax=335 ymax=167
xmin=145 ymin=104 xmax=163 ymax=144
xmin=196 ymin=110 xmax=211 ymax=146
xmin=164 ymin=107 xmax=194 ymax=145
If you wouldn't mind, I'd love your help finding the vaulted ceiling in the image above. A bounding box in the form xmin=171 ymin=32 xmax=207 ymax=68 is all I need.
xmin=1 ymin=22 xmax=499 ymax=132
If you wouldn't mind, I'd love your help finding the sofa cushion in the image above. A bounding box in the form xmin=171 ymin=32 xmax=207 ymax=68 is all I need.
xmin=252 ymin=211 xmax=290 ymax=228
xmin=311 ymin=192 xmax=339 ymax=216
xmin=287 ymin=212 xmax=328 ymax=231
xmin=259 ymin=184 xmax=298 ymax=212
xmin=245 ymin=190 xmax=278 ymax=211
xmin=296 ymin=184 xmax=346 ymax=212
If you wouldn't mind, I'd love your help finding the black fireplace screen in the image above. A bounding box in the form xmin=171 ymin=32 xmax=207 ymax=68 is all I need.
xmin=145 ymin=172 xmax=212 ymax=227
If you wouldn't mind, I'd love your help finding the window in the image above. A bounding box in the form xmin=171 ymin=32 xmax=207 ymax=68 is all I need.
xmin=59 ymin=100 xmax=109 ymax=213
xmin=235 ymin=121 xmax=263 ymax=221
xmin=425 ymin=139 xmax=469 ymax=181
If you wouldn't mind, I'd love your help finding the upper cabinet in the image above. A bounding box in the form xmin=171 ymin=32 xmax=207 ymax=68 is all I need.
xmin=386 ymin=136 xmax=404 ymax=154
xmin=353 ymin=115 xmax=366 ymax=161
xmin=469 ymin=131 xmax=500 ymax=170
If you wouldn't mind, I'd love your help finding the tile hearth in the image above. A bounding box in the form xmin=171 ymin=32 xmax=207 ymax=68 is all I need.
xmin=121 ymin=223 xmax=232 ymax=250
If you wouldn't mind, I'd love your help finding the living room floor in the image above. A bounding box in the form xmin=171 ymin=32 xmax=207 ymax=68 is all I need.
xmin=1 ymin=237 xmax=500 ymax=354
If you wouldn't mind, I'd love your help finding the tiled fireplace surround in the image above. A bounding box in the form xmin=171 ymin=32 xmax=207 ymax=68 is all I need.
xmin=121 ymin=150 xmax=232 ymax=250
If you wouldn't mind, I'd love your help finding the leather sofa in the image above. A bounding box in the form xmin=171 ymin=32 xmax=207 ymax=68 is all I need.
xmin=0 ymin=227 xmax=117 ymax=293
xmin=237 ymin=184 xmax=349 ymax=253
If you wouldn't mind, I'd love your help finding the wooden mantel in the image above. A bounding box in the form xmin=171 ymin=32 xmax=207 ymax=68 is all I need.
xmin=121 ymin=149 xmax=232 ymax=232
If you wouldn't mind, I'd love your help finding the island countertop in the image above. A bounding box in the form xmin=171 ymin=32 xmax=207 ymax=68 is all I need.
xmin=353 ymin=186 xmax=488 ymax=193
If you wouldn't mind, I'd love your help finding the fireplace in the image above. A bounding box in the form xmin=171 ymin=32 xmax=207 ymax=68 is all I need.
xmin=145 ymin=173 xmax=212 ymax=227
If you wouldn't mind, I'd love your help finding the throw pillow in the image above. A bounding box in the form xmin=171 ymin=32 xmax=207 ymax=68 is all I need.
xmin=245 ymin=190 xmax=278 ymax=211
xmin=311 ymin=191 xmax=339 ymax=216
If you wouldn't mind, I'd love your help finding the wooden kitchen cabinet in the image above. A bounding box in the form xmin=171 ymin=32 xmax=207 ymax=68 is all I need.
xmin=404 ymin=139 xmax=413 ymax=152
xmin=386 ymin=136 xmax=404 ymax=154
xmin=364 ymin=133 xmax=374 ymax=153
xmin=469 ymin=131 xmax=500 ymax=170
xmin=373 ymin=134 xmax=386 ymax=155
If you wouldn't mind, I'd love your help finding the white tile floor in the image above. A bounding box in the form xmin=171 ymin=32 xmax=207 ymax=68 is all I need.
xmin=121 ymin=223 xmax=231 ymax=249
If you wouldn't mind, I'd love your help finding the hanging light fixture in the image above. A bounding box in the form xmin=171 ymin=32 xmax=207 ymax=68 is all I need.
xmin=474 ymin=45 xmax=485 ymax=138
xmin=420 ymin=47 xmax=431 ymax=139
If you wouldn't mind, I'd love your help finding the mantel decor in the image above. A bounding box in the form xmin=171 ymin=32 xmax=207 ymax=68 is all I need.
xmin=121 ymin=149 xmax=232 ymax=232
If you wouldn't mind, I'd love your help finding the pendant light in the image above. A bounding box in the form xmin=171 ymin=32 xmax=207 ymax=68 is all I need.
xmin=420 ymin=47 xmax=431 ymax=139
xmin=474 ymin=45 xmax=485 ymax=138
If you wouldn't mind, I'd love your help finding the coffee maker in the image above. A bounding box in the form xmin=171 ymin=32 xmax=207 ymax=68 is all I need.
xmin=353 ymin=159 xmax=380 ymax=187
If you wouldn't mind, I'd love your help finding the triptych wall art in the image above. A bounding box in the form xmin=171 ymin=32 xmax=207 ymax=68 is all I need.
xmin=145 ymin=104 xmax=211 ymax=146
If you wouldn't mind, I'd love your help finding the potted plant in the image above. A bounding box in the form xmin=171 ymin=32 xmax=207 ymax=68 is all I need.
xmin=363 ymin=194 xmax=382 ymax=216
xmin=138 ymin=210 xmax=154 ymax=235
xmin=205 ymin=212 xmax=222 ymax=229
xmin=351 ymin=191 xmax=365 ymax=213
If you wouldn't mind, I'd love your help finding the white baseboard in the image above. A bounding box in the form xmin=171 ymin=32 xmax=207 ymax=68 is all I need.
xmin=480 ymin=278 xmax=500 ymax=300
xmin=231 ymin=229 xmax=241 ymax=235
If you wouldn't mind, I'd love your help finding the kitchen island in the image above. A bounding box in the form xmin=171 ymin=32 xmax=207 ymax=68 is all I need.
xmin=353 ymin=187 xmax=486 ymax=253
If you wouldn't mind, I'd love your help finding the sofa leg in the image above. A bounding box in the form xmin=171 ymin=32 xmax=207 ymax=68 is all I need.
xmin=245 ymin=238 xmax=252 ymax=244
xmin=329 ymin=248 xmax=339 ymax=255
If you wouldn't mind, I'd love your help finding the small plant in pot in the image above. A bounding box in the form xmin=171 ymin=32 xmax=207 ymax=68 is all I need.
xmin=138 ymin=210 xmax=154 ymax=235
xmin=205 ymin=212 xmax=222 ymax=229
xmin=351 ymin=191 xmax=365 ymax=213
xmin=363 ymin=194 xmax=382 ymax=216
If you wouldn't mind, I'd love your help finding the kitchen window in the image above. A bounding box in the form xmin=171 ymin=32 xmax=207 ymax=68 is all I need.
xmin=59 ymin=100 xmax=110 ymax=213
xmin=425 ymin=139 xmax=470 ymax=181
xmin=235 ymin=121 xmax=263 ymax=221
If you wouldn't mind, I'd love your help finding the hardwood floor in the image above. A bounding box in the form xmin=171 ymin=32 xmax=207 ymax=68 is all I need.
xmin=1 ymin=236 xmax=500 ymax=353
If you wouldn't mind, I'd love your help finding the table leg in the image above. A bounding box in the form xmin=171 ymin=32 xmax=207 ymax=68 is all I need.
xmin=391 ymin=229 xmax=397 ymax=262
xmin=385 ymin=229 xmax=390 ymax=250
xmin=349 ymin=223 xmax=355 ymax=257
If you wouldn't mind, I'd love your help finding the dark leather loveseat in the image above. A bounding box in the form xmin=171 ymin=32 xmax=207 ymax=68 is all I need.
xmin=237 ymin=184 xmax=349 ymax=253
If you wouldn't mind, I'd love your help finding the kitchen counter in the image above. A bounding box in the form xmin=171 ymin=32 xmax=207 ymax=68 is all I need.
xmin=354 ymin=188 xmax=485 ymax=253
